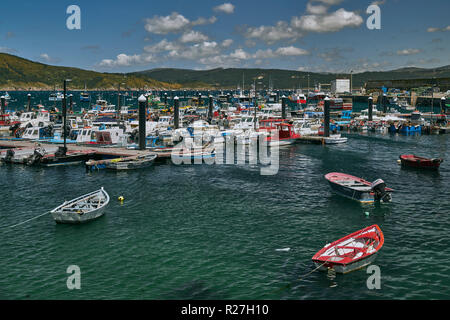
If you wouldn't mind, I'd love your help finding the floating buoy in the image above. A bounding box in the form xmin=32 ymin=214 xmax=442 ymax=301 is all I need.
xmin=365 ymin=212 xmax=370 ymax=216
xmin=118 ymin=196 xmax=124 ymax=202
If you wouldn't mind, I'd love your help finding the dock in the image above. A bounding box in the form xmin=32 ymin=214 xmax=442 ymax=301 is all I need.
xmin=0 ymin=139 xmax=160 ymax=158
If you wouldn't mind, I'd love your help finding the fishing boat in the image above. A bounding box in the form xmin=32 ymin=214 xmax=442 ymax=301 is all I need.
xmin=50 ymin=187 xmax=109 ymax=224
xmin=325 ymin=172 xmax=393 ymax=203
xmin=399 ymin=154 xmax=443 ymax=170
xmin=312 ymin=225 xmax=384 ymax=274
xmin=38 ymin=147 xmax=96 ymax=166
xmin=86 ymin=154 xmax=157 ymax=171
xmin=266 ymin=123 xmax=301 ymax=146
xmin=324 ymin=134 xmax=348 ymax=144
xmin=49 ymin=92 xmax=64 ymax=102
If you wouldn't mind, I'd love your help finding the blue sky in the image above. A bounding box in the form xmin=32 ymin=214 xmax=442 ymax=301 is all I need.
xmin=0 ymin=0 xmax=449 ymax=73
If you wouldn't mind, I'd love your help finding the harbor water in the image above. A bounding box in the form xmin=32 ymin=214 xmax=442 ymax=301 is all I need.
xmin=0 ymin=93 xmax=449 ymax=299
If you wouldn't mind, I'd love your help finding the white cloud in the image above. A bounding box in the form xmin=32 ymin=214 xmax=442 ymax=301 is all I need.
xmin=275 ymin=46 xmax=309 ymax=56
xmin=306 ymin=3 xmax=328 ymax=15
xmin=245 ymin=21 xmax=302 ymax=44
xmin=192 ymin=16 xmax=217 ymax=26
xmin=427 ymin=26 xmax=450 ymax=32
xmin=396 ymin=49 xmax=421 ymax=56
xmin=221 ymin=39 xmax=233 ymax=47
xmin=99 ymin=53 xmax=153 ymax=67
xmin=229 ymin=48 xmax=251 ymax=60
xmin=39 ymin=53 xmax=61 ymax=63
xmin=168 ymin=41 xmax=220 ymax=60
xmin=179 ymin=31 xmax=209 ymax=43
xmin=144 ymin=12 xmax=216 ymax=35
xmin=144 ymin=12 xmax=190 ymax=34
xmin=213 ymin=3 xmax=235 ymax=14
xmin=291 ymin=8 xmax=363 ymax=33
xmin=143 ymin=39 xmax=181 ymax=53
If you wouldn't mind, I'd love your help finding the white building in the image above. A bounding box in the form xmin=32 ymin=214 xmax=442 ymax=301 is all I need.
xmin=331 ymin=79 xmax=350 ymax=94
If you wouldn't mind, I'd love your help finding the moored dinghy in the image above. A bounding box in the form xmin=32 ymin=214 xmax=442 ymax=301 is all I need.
xmin=51 ymin=187 xmax=109 ymax=224
xmin=399 ymin=154 xmax=443 ymax=170
xmin=312 ymin=225 xmax=384 ymax=274
xmin=325 ymin=172 xmax=393 ymax=203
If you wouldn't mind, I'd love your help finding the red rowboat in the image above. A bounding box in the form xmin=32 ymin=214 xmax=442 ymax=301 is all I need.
xmin=312 ymin=225 xmax=384 ymax=274
xmin=399 ymin=154 xmax=443 ymax=170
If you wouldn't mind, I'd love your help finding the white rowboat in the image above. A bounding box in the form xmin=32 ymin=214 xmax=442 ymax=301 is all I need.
xmin=51 ymin=187 xmax=109 ymax=224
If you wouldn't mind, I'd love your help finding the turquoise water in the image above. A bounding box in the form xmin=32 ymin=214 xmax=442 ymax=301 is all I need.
xmin=0 ymin=92 xmax=449 ymax=300
xmin=1 ymin=133 xmax=449 ymax=299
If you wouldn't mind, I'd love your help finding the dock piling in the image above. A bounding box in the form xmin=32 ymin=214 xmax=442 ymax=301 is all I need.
xmin=138 ymin=95 xmax=147 ymax=150
xmin=0 ymin=96 xmax=5 ymax=115
xmin=282 ymin=95 xmax=287 ymax=119
xmin=441 ymin=97 xmax=446 ymax=114
xmin=208 ymin=95 xmax=213 ymax=123
xmin=324 ymin=97 xmax=330 ymax=137
xmin=27 ymin=94 xmax=31 ymax=112
xmin=368 ymin=96 xmax=373 ymax=122
xmin=174 ymin=96 xmax=179 ymax=129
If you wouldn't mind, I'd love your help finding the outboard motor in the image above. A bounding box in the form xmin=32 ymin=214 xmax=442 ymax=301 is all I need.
xmin=27 ymin=147 xmax=46 ymax=165
xmin=371 ymin=179 xmax=391 ymax=203
xmin=4 ymin=149 xmax=15 ymax=163
xmin=55 ymin=146 xmax=67 ymax=157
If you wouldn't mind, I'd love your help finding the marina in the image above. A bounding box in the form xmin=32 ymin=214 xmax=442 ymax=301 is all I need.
xmin=1 ymin=0 xmax=449 ymax=304
xmin=0 ymin=88 xmax=449 ymax=300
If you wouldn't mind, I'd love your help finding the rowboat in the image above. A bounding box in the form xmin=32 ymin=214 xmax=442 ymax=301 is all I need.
xmin=399 ymin=154 xmax=443 ymax=170
xmin=85 ymin=154 xmax=157 ymax=171
xmin=51 ymin=188 xmax=109 ymax=224
xmin=105 ymin=154 xmax=157 ymax=170
xmin=312 ymin=225 xmax=384 ymax=274
xmin=325 ymin=172 xmax=393 ymax=203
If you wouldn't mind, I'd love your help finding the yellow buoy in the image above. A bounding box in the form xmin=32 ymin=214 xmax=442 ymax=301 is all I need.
xmin=118 ymin=196 xmax=124 ymax=202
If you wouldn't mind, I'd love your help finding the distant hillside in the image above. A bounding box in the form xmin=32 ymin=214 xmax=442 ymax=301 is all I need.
xmin=0 ymin=53 xmax=180 ymax=90
xmin=2 ymin=53 xmax=450 ymax=90
xmin=134 ymin=66 xmax=450 ymax=89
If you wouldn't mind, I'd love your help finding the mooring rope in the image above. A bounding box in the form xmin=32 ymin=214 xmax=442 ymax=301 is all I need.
xmin=2 ymin=211 xmax=51 ymax=229
xmin=270 ymin=260 xmax=330 ymax=295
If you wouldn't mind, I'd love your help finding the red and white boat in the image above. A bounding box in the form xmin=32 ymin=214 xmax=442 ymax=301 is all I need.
xmin=266 ymin=123 xmax=301 ymax=146
xmin=312 ymin=225 xmax=384 ymax=274
xmin=399 ymin=154 xmax=443 ymax=170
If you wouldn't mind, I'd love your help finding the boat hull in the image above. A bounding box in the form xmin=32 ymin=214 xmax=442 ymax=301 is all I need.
xmin=327 ymin=180 xmax=375 ymax=203
xmin=399 ymin=155 xmax=443 ymax=170
xmin=51 ymin=188 xmax=109 ymax=224
xmin=52 ymin=206 xmax=106 ymax=224
xmin=313 ymin=252 xmax=379 ymax=274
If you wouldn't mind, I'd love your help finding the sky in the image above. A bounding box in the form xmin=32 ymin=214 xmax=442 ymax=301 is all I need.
xmin=0 ymin=0 xmax=449 ymax=74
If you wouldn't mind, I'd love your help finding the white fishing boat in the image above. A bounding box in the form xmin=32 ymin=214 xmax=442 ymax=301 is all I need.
xmin=49 ymin=92 xmax=64 ymax=102
xmin=324 ymin=134 xmax=348 ymax=144
xmin=50 ymin=187 xmax=109 ymax=224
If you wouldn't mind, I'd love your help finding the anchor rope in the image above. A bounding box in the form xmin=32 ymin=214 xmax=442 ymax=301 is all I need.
xmin=270 ymin=260 xmax=330 ymax=295
xmin=2 ymin=211 xmax=51 ymax=229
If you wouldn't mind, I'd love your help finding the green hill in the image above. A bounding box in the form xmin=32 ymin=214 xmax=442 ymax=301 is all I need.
xmin=134 ymin=66 xmax=450 ymax=89
xmin=0 ymin=53 xmax=180 ymax=90
xmin=2 ymin=53 xmax=450 ymax=90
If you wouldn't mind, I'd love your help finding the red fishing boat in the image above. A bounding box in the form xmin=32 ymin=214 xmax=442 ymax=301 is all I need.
xmin=399 ymin=154 xmax=443 ymax=170
xmin=265 ymin=123 xmax=301 ymax=146
xmin=312 ymin=225 xmax=384 ymax=274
